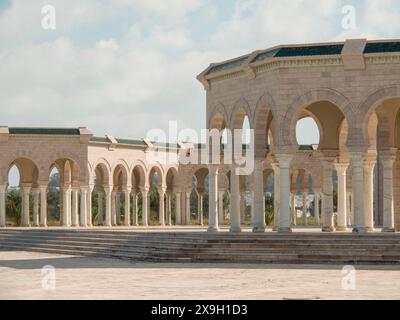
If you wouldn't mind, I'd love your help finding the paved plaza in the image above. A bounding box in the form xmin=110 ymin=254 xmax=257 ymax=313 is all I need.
xmin=1 ymin=250 xmax=400 ymax=300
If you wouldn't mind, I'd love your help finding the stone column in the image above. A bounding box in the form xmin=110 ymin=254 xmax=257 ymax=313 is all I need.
xmin=346 ymin=191 xmax=352 ymax=226
xmin=230 ymin=167 xmax=241 ymax=233
xmin=335 ymin=163 xmax=349 ymax=231
xmin=0 ymin=185 xmax=6 ymax=228
xmin=116 ymin=191 xmax=121 ymax=225
xmin=321 ymin=158 xmax=335 ymax=232
xmin=198 ymin=194 xmax=204 ymax=226
xmin=167 ymin=193 xmax=172 ymax=226
xmin=175 ymin=192 xmax=182 ymax=225
xmin=33 ymin=188 xmax=40 ymax=227
xmin=185 ymin=191 xmax=191 ymax=225
xmin=350 ymin=153 xmax=364 ymax=232
xmin=271 ymin=163 xmax=280 ymax=231
xmin=141 ymin=187 xmax=149 ymax=226
xmin=302 ymin=191 xmax=308 ymax=226
xmin=22 ymin=185 xmax=31 ymax=227
xmin=87 ymin=186 xmax=93 ymax=227
xmin=363 ymin=159 xmax=376 ymax=232
xmin=124 ymin=188 xmax=131 ymax=226
xmin=314 ymin=191 xmax=321 ymax=226
xmin=61 ymin=186 xmax=70 ymax=227
xmin=276 ymin=155 xmax=292 ymax=233
xmin=291 ymin=193 xmax=297 ymax=226
xmin=39 ymin=185 xmax=47 ymax=227
xmin=159 ymin=188 xmax=166 ymax=226
xmin=71 ymin=187 xmax=79 ymax=227
xmin=382 ymin=155 xmax=396 ymax=232
xmin=80 ymin=187 xmax=87 ymax=227
xmin=253 ymin=160 xmax=265 ymax=233
xmin=240 ymin=193 xmax=246 ymax=225
xmin=218 ymin=190 xmax=224 ymax=225
xmin=131 ymin=190 xmax=138 ymax=226
xmin=111 ymin=190 xmax=116 ymax=225
xmin=104 ymin=187 xmax=112 ymax=227
xmin=208 ymin=166 xmax=219 ymax=232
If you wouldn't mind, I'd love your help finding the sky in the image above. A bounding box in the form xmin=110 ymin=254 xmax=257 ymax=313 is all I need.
xmin=1 ymin=0 xmax=400 ymax=147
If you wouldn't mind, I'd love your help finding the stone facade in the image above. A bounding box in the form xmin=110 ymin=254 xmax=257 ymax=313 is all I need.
xmin=1 ymin=38 xmax=400 ymax=233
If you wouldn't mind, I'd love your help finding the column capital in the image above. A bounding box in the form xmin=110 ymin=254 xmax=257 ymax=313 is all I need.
xmin=275 ymin=154 xmax=293 ymax=168
xmin=0 ymin=185 xmax=6 ymax=193
xmin=208 ymin=165 xmax=219 ymax=175
xmin=158 ymin=187 xmax=167 ymax=194
xmin=334 ymin=162 xmax=349 ymax=173
xmin=123 ymin=186 xmax=132 ymax=193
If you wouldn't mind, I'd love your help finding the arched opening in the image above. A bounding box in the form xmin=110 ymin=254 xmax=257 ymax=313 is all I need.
xmin=111 ymin=164 xmax=129 ymax=226
xmin=47 ymin=159 xmax=80 ymax=227
xmin=92 ymin=163 xmax=110 ymax=226
xmin=6 ymin=158 xmax=39 ymax=227
xmin=193 ymin=168 xmax=209 ymax=226
xmin=364 ymin=97 xmax=400 ymax=229
xmin=165 ymin=168 xmax=178 ymax=226
xmin=263 ymin=169 xmax=274 ymax=226
xmin=47 ymin=166 xmax=61 ymax=226
xmin=148 ymin=166 xmax=163 ymax=226
xmin=132 ymin=165 xmax=146 ymax=226
xmin=6 ymin=165 xmax=21 ymax=226
xmin=296 ymin=116 xmax=320 ymax=147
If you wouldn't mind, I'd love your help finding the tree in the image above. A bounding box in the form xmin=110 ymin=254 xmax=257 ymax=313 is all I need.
xmin=6 ymin=189 xmax=21 ymax=226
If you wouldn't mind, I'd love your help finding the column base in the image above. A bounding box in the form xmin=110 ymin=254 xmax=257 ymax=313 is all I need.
xmin=252 ymin=226 xmax=266 ymax=233
xmin=336 ymin=226 xmax=349 ymax=232
xmin=207 ymin=226 xmax=219 ymax=233
xmin=229 ymin=227 xmax=242 ymax=233
xmin=22 ymin=224 xmax=31 ymax=228
xmin=40 ymin=224 xmax=47 ymax=228
xmin=382 ymin=227 xmax=396 ymax=233
xmin=0 ymin=225 xmax=6 ymax=228
xmin=278 ymin=227 xmax=292 ymax=233
xmin=272 ymin=226 xmax=279 ymax=232
xmin=71 ymin=224 xmax=80 ymax=227
xmin=322 ymin=226 xmax=335 ymax=232
xmin=353 ymin=227 xmax=374 ymax=233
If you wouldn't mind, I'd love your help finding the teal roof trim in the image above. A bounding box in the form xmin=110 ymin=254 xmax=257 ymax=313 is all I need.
xmin=364 ymin=42 xmax=400 ymax=54
xmin=116 ymin=138 xmax=146 ymax=146
xmin=9 ymin=128 xmax=80 ymax=135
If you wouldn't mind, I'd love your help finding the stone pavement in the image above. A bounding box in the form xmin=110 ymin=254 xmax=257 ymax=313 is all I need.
xmin=1 ymin=251 xmax=400 ymax=300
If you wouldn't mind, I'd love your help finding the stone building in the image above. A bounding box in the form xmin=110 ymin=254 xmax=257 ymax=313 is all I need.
xmin=1 ymin=38 xmax=400 ymax=233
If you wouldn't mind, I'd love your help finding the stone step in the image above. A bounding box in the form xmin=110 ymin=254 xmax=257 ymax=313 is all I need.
xmin=1 ymin=233 xmax=399 ymax=247
xmin=2 ymin=239 xmax=400 ymax=259
xmin=2 ymin=229 xmax=400 ymax=265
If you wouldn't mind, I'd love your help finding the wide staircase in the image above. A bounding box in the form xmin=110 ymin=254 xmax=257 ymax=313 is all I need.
xmin=1 ymin=229 xmax=400 ymax=265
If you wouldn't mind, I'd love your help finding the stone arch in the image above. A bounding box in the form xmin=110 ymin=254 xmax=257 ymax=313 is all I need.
xmin=208 ymin=103 xmax=228 ymax=130
xmin=148 ymin=165 xmax=164 ymax=189
xmin=7 ymin=158 xmax=39 ymax=186
xmin=131 ymin=163 xmax=147 ymax=190
xmin=91 ymin=159 xmax=112 ymax=187
xmin=359 ymin=86 xmax=400 ymax=148
xmin=280 ymin=88 xmax=354 ymax=148
xmin=112 ymin=161 xmax=130 ymax=190
xmin=253 ymin=93 xmax=277 ymax=158
xmin=229 ymin=97 xmax=253 ymax=130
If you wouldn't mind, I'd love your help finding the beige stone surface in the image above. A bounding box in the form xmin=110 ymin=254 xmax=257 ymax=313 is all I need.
xmin=1 ymin=251 xmax=400 ymax=300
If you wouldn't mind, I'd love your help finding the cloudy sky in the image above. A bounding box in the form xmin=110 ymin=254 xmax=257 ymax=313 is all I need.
xmin=0 ymin=0 xmax=399 ymax=144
